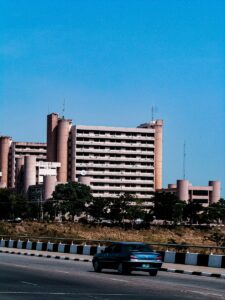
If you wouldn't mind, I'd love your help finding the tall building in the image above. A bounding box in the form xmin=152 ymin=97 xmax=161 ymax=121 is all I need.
xmin=47 ymin=113 xmax=163 ymax=199
xmin=0 ymin=112 xmax=163 ymax=200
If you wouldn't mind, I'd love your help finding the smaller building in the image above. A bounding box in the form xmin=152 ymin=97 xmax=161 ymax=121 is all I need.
xmin=159 ymin=179 xmax=221 ymax=206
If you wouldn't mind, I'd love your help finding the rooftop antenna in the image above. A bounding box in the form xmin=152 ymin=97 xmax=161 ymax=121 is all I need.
xmin=151 ymin=106 xmax=154 ymax=122
xmin=183 ymin=141 xmax=186 ymax=179
xmin=62 ymin=98 xmax=65 ymax=119
xmin=151 ymin=105 xmax=158 ymax=122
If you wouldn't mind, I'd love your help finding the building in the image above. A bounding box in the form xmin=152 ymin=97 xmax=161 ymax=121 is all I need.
xmin=46 ymin=113 xmax=163 ymax=199
xmin=0 ymin=137 xmax=47 ymax=188
xmin=159 ymin=179 xmax=221 ymax=206
xmin=0 ymin=112 xmax=163 ymax=200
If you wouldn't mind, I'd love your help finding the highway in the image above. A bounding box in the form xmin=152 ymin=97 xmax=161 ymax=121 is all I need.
xmin=0 ymin=252 xmax=225 ymax=300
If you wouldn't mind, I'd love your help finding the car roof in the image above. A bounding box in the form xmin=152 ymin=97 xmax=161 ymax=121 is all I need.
xmin=110 ymin=242 xmax=148 ymax=245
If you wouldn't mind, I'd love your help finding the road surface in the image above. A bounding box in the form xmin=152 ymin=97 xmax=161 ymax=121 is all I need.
xmin=0 ymin=252 xmax=224 ymax=299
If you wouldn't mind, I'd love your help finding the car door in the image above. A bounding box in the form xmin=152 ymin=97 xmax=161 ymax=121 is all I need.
xmin=109 ymin=244 xmax=123 ymax=269
xmin=100 ymin=245 xmax=114 ymax=269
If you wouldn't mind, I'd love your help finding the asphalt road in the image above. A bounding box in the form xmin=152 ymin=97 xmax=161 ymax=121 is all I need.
xmin=0 ymin=253 xmax=225 ymax=300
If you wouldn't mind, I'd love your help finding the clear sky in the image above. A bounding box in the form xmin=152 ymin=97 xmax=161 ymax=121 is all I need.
xmin=0 ymin=0 xmax=224 ymax=196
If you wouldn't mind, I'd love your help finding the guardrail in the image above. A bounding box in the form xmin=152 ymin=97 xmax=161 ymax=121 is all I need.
xmin=0 ymin=235 xmax=224 ymax=254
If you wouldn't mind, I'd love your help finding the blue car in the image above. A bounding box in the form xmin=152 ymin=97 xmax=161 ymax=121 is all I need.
xmin=92 ymin=242 xmax=162 ymax=276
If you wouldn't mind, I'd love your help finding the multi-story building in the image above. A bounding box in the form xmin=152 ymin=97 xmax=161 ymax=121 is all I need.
xmin=0 ymin=137 xmax=47 ymax=188
xmin=159 ymin=179 xmax=221 ymax=206
xmin=46 ymin=113 xmax=163 ymax=199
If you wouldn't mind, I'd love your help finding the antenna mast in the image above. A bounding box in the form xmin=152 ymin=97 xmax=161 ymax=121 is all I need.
xmin=62 ymin=99 xmax=65 ymax=118
xmin=183 ymin=142 xmax=186 ymax=179
xmin=151 ymin=106 xmax=154 ymax=122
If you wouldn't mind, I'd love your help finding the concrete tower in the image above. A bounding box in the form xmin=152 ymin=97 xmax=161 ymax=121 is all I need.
xmin=57 ymin=118 xmax=71 ymax=182
xmin=47 ymin=113 xmax=59 ymax=162
xmin=43 ymin=175 xmax=57 ymax=200
xmin=152 ymin=120 xmax=163 ymax=190
xmin=15 ymin=156 xmax=24 ymax=192
xmin=0 ymin=136 xmax=12 ymax=188
xmin=209 ymin=181 xmax=221 ymax=204
xmin=177 ymin=179 xmax=189 ymax=202
xmin=24 ymin=156 xmax=36 ymax=194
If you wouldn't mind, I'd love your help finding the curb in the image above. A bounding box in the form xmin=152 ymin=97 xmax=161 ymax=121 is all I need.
xmin=1 ymin=249 xmax=225 ymax=279
xmin=160 ymin=267 xmax=225 ymax=279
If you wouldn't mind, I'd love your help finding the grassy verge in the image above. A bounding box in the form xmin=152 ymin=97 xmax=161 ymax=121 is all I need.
xmin=0 ymin=221 xmax=225 ymax=251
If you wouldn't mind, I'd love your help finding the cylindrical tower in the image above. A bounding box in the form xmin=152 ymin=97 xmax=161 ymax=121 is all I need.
xmin=209 ymin=181 xmax=221 ymax=204
xmin=47 ymin=113 xmax=59 ymax=162
xmin=57 ymin=118 xmax=71 ymax=182
xmin=78 ymin=175 xmax=91 ymax=186
xmin=24 ymin=156 xmax=36 ymax=194
xmin=43 ymin=175 xmax=57 ymax=200
xmin=15 ymin=156 xmax=24 ymax=192
xmin=152 ymin=120 xmax=163 ymax=190
xmin=177 ymin=179 xmax=189 ymax=202
xmin=0 ymin=136 xmax=12 ymax=188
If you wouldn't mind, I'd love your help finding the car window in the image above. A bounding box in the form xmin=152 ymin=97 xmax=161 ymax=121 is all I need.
xmin=104 ymin=246 xmax=114 ymax=253
xmin=111 ymin=245 xmax=122 ymax=253
xmin=124 ymin=244 xmax=153 ymax=252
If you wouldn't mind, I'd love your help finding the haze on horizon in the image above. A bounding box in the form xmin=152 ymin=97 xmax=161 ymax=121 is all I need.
xmin=0 ymin=0 xmax=224 ymax=196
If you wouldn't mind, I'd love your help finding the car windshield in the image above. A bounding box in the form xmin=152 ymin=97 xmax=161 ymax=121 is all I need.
xmin=125 ymin=244 xmax=153 ymax=252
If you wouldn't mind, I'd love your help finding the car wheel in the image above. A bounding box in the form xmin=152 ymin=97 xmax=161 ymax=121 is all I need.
xmin=149 ymin=269 xmax=158 ymax=276
xmin=117 ymin=263 xmax=130 ymax=275
xmin=93 ymin=260 xmax=102 ymax=272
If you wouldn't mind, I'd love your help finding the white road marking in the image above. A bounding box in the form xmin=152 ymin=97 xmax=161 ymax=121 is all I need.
xmin=109 ymin=278 xmax=129 ymax=283
xmin=190 ymin=290 xmax=224 ymax=299
xmin=21 ymin=281 xmax=38 ymax=286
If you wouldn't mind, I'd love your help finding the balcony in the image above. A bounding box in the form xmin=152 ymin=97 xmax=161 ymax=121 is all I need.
xmin=76 ymin=163 xmax=153 ymax=170
xmin=76 ymin=140 xmax=154 ymax=148
xmin=75 ymin=155 xmax=154 ymax=163
xmin=76 ymin=133 xmax=154 ymax=141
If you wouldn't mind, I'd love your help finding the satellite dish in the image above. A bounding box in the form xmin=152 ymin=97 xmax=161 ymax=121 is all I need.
xmin=81 ymin=170 xmax=87 ymax=176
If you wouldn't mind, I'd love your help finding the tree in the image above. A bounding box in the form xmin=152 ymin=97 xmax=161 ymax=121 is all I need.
xmin=87 ymin=197 xmax=110 ymax=223
xmin=183 ymin=200 xmax=203 ymax=224
xmin=126 ymin=199 xmax=145 ymax=228
xmin=50 ymin=182 xmax=93 ymax=219
xmin=202 ymin=198 xmax=225 ymax=224
xmin=151 ymin=192 xmax=184 ymax=223
xmin=0 ymin=188 xmax=28 ymax=220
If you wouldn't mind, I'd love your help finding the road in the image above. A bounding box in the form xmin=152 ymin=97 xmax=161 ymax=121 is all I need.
xmin=0 ymin=253 xmax=225 ymax=300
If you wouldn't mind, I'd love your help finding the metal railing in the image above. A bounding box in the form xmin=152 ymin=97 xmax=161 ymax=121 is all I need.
xmin=1 ymin=235 xmax=224 ymax=254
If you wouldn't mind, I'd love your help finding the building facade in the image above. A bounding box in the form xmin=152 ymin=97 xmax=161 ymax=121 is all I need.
xmin=159 ymin=179 xmax=221 ymax=206
xmin=1 ymin=112 xmax=164 ymax=200
xmin=46 ymin=113 xmax=163 ymax=199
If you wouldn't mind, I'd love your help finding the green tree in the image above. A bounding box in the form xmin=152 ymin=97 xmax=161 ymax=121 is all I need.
xmin=51 ymin=182 xmax=93 ymax=219
xmin=151 ymin=192 xmax=184 ymax=222
xmin=183 ymin=200 xmax=203 ymax=224
xmin=87 ymin=197 xmax=110 ymax=223
xmin=0 ymin=188 xmax=28 ymax=219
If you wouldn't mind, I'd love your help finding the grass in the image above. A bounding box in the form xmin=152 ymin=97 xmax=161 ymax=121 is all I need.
xmin=1 ymin=221 xmax=225 ymax=252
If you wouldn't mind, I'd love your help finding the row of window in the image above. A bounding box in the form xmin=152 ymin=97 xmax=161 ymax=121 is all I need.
xmin=77 ymin=130 xmax=154 ymax=137
xmin=76 ymin=153 xmax=154 ymax=159
xmin=76 ymin=138 xmax=154 ymax=145
xmin=76 ymin=167 xmax=153 ymax=174
xmin=76 ymin=146 xmax=152 ymax=151
xmin=92 ymin=183 xmax=153 ymax=188
xmin=76 ymin=160 xmax=152 ymax=166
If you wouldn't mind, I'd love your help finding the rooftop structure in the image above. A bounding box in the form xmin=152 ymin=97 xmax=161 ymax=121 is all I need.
xmin=159 ymin=179 xmax=221 ymax=206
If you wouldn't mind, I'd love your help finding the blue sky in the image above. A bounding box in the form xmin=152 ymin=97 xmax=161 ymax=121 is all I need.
xmin=0 ymin=0 xmax=224 ymax=196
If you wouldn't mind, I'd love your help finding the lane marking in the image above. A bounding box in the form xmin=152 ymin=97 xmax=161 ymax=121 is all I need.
xmin=109 ymin=278 xmax=129 ymax=283
xmin=21 ymin=281 xmax=38 ymax=286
